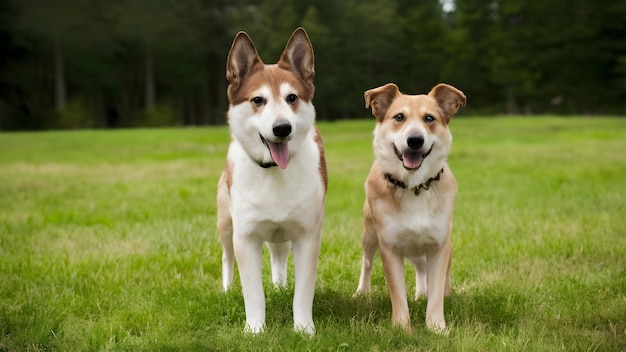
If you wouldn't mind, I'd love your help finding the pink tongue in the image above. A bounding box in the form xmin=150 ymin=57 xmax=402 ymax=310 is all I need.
xmin=403 ymin=152 xmax=423 ymax=170
xmin=268 ymin=141 xmax=289 ymax=169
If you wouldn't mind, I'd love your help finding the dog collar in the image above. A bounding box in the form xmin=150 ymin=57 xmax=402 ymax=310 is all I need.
xmin=257 ymin=161 xmax=278 ymax=168
xmin=384 ymin=168 xmax=444 ymax=196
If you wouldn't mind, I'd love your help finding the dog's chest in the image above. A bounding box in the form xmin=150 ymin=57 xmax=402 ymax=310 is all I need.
xmin=377 ymin=189 xmax=453 ymax=253
xmin=229 ymin=150 xmax=324 ymax=241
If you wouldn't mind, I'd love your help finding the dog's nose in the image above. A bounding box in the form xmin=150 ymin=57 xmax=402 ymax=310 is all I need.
xmin=273 ymin=122 xmax=292 ymax=138
xmin=407 ymin=135 xmax=424 ymax=149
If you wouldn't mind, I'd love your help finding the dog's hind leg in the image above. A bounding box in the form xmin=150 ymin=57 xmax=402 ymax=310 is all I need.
xmin=267 ymin=241 xmax=291 ymax=288
xmin=408 ymin=254 xmax=427 ymax=299
xmin=356 ymin=203 xmax=378 ymax=294
xmin=219 ymin=224 xmax=234 ymax=292
xmin=445 ymin=244 xmax=452 ymax=296
xmin=217 ymin=174 xmax=235 ymax=292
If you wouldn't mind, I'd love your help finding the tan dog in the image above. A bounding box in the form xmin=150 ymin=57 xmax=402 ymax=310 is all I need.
xmin=355 ymin=83 xmax=466 ymax=332
xmin=217 ymin=28 xmax=327 ymax=335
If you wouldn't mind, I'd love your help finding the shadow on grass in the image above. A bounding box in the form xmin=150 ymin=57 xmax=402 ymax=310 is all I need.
xmin=204 ymin=281 xmax=527 ymax=338
xmin=313 ymin=285 xmax=527 ymax=333
xmin=446 ymin=288 xmax=527 ymax=331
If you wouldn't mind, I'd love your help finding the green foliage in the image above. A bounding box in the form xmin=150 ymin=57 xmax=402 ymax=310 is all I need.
xmin=55 ymin=100 xmax=93 ymax=129
xmin=0 ymin=117 xmax=625 ymax=350
xmin=139 ymin=103 xmax=179 ymax=127
xmin=2 ymin=0 xmax=626 ymax=129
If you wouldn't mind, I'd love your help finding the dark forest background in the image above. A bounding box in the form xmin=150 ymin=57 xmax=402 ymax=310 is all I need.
xmin=1 ymin=0 xmax=625 ymax=130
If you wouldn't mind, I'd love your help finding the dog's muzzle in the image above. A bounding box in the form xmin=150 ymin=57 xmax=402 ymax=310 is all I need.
xmin=260 ymin=134 xmax=290 ymax=169
xmin=393 ymin=142 xmax=433 ymax=171
xmin=272 ymin=122 xmax=292 ymax=138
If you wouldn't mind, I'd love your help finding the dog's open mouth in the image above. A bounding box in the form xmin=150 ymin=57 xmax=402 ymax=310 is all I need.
xmin=260 ymin=134 xmax=289 ymax=169
xmin=393 ymin=143 xmax=433 ymax=171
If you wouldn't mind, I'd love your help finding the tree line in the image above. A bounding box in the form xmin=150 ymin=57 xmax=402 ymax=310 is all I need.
xmin=1 ymin=0 xmax=625 ymax=130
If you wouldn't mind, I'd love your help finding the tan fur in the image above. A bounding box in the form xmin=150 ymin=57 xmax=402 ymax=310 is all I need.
xmin=356 ymin=83 xmax=466 ymax=333
xmin=314 ymin=128 xmax=328 ymax=190
xmin=226 ymin=31 xmax=314 ymax=105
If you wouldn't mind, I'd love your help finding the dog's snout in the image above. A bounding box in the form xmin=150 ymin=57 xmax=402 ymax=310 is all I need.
xmin=273 ymin=122 xmax=292 ymax=138
xmin=407 ymin=135 xmax=424 ymax=149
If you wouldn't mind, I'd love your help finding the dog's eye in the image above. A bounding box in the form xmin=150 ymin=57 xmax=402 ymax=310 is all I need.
xmin=393 ymin=113 xmax=404 ymax=122
xmin=251 ymin=96 xmax=265 ymax=106
xmin=286 ymin=94 xmax=298 ymax=104
xmin=424 ymin=115 xmax=435 ymax=123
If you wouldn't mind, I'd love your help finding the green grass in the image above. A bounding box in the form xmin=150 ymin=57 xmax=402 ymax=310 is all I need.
xmin=1 ymin=117 xmax=625 ymax=351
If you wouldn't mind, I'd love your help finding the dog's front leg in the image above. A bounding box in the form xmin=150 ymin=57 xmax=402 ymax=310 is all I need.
xmin=291 ymin=235 xmax=320 ymax=335
xmin=234 ymin=235 xmax=265 ymax=333
xmin=379 ymin=243 xmax=411 ymax=331
xmin=425 ymin=239 xmax=452 ymax=333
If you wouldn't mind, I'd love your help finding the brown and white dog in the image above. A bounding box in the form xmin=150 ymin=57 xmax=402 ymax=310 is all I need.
xmin=217 ymin=28 xmax=327 ymax=335
xmin=355 ymin=83 xmax=466 ymax=332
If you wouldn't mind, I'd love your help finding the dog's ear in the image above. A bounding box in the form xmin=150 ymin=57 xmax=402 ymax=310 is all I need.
xmin=226 ymin=31 xmax=263 ymax=97
xmin=364 ymin=83 xmax=401 ymax=122
xmin=428 ymin=83 xmax=466 ymax=123
xmin=278 ymin=27 xmax=315 ymax=85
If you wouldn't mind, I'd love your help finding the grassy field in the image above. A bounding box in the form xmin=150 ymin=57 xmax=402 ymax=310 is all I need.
xmin=1 ymin=117 xmax=625 ymax=351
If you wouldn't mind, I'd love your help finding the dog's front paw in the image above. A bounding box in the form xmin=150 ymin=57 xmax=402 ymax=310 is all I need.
xmin=353 ymin=285 xmax=371 ymax=298
xmin=391 ymin=319 xmax=413 ymax=333
xmin=426 ymin=319 xmax=449 ymax=335
xmin=243 ymin=322 xmax=265 ymax=334
xmin=294 ymin=321 xmax=315 ymax=336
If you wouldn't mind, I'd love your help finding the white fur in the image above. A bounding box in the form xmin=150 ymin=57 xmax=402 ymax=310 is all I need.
xmin=218 ymin=77 xmax=325 ymax=336
xmin=228 ymin=83 xmax=315 ymax=166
